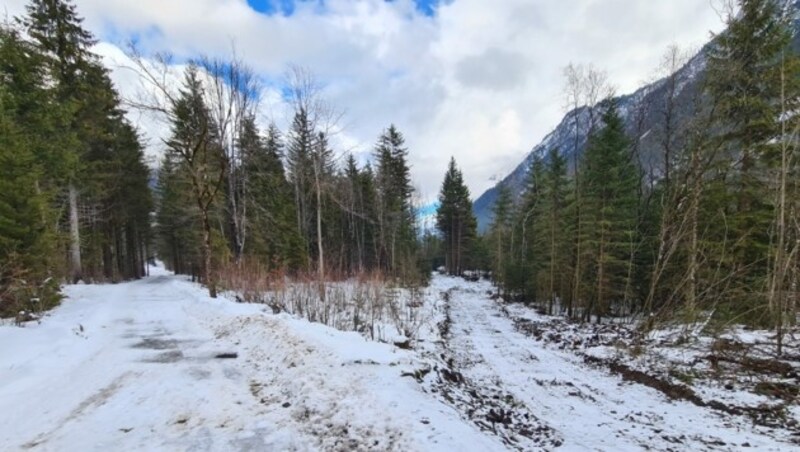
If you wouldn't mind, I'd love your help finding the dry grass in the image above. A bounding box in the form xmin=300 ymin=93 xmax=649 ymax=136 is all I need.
xmin=217 ymin=261 xmax=431 ymax=344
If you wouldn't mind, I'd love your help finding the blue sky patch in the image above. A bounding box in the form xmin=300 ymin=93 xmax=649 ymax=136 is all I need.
xmin=418 ymin=202 xmax=439 ymax=216
xmin=246 ymin=0 xmax=298 ymax=16
xmin=246 ymin=0 xmax=445 ymax=17
xmin=411 ymin=0 xmax=440 ymax=17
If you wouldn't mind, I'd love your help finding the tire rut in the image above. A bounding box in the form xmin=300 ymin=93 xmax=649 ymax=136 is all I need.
xmin=420 ymin=288 xmax=562 ymax=451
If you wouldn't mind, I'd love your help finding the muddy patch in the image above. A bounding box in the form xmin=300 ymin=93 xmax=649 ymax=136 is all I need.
xmin=583 ymin=355 xmax=796 ymax=433
xmin=143 ymin=350 xmax=184 ymax=363
xmin=132 ymin=337 xmax=180 ymax=350
xmin=505 ymin=309 xmax=799 ymax=438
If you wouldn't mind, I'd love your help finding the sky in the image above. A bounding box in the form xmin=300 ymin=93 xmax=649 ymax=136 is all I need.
xmin=4 ymin=0 xmax=726 ymax=202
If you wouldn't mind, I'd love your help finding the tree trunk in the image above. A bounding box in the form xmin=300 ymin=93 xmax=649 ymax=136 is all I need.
xmin=594 ymin=223 xmax=606 ymax=325
xmin=201 ymin=209 xmax=217 ymax=298
xmin=771 ymin=57 xmax=789 ymax=356
xmin=68 ymin=183 xmax=82 ymax=283
xmin=549 ymin=217 xmax=556 ymax=315
xmin=315 ymin=169 xmax=324 ymax=281
xmin=685 ymin=141 xmax=705 ymax=319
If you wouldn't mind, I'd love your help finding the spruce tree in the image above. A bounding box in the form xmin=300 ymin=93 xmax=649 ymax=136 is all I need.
xmin=156 ymin=145 xmax=202 ymax=276
xmin=537 ymin=148 xmax=570 ymax=313
xmin=359 ymin=163 xmax=381 ymax=270
xmin=23 ymin=0 xmax=97 ymax=282
xmin=286 ymin=108 xmax=315 ymax=267
xmin=436 ymin=158 xmax=477 ymax=275
xmin=242 ymin=121 xmax=305 ymax=270
xmin=165 ymin=65 xmax=226 ymax=296
xmin=514 ymin=155 xmax=545 ymax=300
xmin=580 ymin=100 xmax=638 ymax=322
xmin=310 ymin=131 xmax=336 ymax=278
xmin=22 ymin=0 xmax=151 ymax=283
xmin=0 ymin=80 xmax=58 ymax=315
xmin=706 ymin=0 xmax=800 ymax=318
xmin=374 ymin=125 xmax=416 ymax=276
xmin=489 ymin=184 xmax=512 ymax=291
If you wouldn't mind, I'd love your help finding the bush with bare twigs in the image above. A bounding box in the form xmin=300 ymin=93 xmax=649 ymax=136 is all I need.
xmin=217 ymin=262 xmax=431 ymax=345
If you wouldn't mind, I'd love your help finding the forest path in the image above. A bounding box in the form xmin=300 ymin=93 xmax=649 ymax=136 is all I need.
xmin=0 ymin=268 xmax=502 ymax=452
xmin=435 ymin=278 xmax=789 ymax=451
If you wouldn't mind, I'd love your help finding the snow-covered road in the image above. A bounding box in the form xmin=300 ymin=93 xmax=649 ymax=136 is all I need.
xmin=0 ymin=269 xmax=793 ymax=451
xmin=431 ymin=277 xmax=791 ymax=451
xmin=0 ymin=268 xmax=500 ymax=451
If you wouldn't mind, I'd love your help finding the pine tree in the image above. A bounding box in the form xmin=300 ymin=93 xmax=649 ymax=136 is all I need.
xmin=242 ymin=121 xmax=305 ymax=270
xmin=706 ymin=0 xmax=800 ymax=320
xmin=286 ymin=108 xmax=315 ymax=268
xmin=23 ymin=0 xmax=97 ymax=282
xmin=537 ymin=148 xmax=571 ymax=314
xmin=0 ymin=76 xmax=58 ymax=315
xmin=514 ymin=155 xmax=545 ymax=300
xmin=156 ymin=146 xmax=202 ymax=276
xmin=580 ymin=100 xmax=639 ymax=322
xmin=374 ymin=125 xmax=416 ymax=277
xmin=436 ymin=158 xmax=477 ymax=275
xmin=165 ymin=65 xmax=226 ymax=297
xmin=489 ymin=184 xmax=512 ymax=291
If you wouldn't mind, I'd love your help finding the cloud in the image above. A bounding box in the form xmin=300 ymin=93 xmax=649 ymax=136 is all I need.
xmin=4 ymin=0 xmax=726 ymax=201
xmin=456 ymin=48 xmax=529 ymax=91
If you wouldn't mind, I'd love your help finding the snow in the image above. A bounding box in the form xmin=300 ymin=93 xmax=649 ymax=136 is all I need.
xmin=1 ymin=266 xmax=796 ymax=451
xmin=0 ymin=265 xmax=498 ymax=451
xmin=417 ymin=276 xmax=795 ymax=451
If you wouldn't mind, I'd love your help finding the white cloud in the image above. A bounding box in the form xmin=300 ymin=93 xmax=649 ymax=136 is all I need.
xmin=4 ymin=0 xmax=726 ymax=201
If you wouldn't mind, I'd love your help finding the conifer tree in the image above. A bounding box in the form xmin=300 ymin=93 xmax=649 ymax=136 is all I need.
xmin=436 ymin=158 xmax=477 ymax=275
xmin=537 ymin=148 xmax=571 ymax=314
xmin=23 ymin=0 xmax=151 ymax=283
xmin=375 ymin=125 xmax=416 ymax=276
xmin=514 ymin=155 xmax=546 ymax=300
xmin=1 ymin=20 xmax=66 ymax=314
xmin=242 ymin=121 xmax=305 ymax=270
xmin=23 ymin=0 xmax=97 ymax=282
xmin=342 ymin=154 xmax=379 ymax=274
xmin=156 ymin=145 xmax=202 ymax=276
xmin=286 ymin=108 xmax=315 ymax=267
xmin=489 ymin=184 xmax=513 ymax=291
xmin=165 ymin=66 xmax=226 ymax=297
xmin=358 ymin=163 xmax=381 ymax=270
xmin=580 ymin=100 xmax=638 ymax=322
xmin=706 ymin=0 xmax=800 ymax=317
xmin=311 ymin=131 xmax=336 ymax=278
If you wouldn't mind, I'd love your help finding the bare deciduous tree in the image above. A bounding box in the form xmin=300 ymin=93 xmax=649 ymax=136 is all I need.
xmin=200 ymin=52 xmax=262 ymax=262
xmin=284 ymin=66 xmax=343 ymax=285
xmin=124 ymin=48 xmax=231 ymax=298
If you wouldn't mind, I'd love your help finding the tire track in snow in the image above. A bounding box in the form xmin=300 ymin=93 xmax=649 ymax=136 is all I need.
xmin=421 ymin=288 xmax=563 ymax=451
xmin=439 ymin=281 xmax=789 ymax=451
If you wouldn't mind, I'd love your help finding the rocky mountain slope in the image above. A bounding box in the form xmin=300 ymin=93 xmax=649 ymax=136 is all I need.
xmin=474 ymin=3 xmax=800 ymax=232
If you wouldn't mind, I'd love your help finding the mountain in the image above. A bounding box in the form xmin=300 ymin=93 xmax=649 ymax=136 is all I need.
xmin=474 ymin=2 xmax=800 ymax=232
